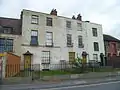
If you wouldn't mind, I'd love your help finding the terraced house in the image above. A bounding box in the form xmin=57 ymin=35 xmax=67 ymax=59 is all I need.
xmin=0 ymin=17 xmax=21 ymax=56
xmin=20 ymin=9 xmax=105 ymax=70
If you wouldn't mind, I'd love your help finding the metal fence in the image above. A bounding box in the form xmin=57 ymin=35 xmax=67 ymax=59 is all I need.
xmin=3 ymin=62 xmax=102 ymax=78
xmin=0 ymin=62 xmax=116 ymax=85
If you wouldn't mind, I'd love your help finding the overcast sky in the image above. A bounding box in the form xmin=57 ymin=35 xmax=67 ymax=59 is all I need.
xmin=0 ymin=0 xmax=120 ymax=39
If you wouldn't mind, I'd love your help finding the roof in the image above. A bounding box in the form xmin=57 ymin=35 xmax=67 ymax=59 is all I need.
xmin=103 ymin=34 xmax=120 ymax=42
xmin=0 ymin=17 xmax=21 ymax=35
xmin=22 ymin=9 xmax=101 ymax=25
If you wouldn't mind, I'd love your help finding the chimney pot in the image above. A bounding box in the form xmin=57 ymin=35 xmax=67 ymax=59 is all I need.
xmin=50 ymin=9 xmax=57 ymax=16
xmin=77 ymin=14 xmax=82 ymax=21
xmin=72 ymin=15 xmax=76 ymax=19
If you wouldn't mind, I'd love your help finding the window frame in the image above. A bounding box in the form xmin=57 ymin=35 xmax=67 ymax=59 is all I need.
xmin=41 ymin=51 xmax=50 ymax=64
xmin=0 ymin=38 xmax=13 ymax=53
xmin=6 ymin=39 xmax=13 ymax=52
xmin=92 ymin=28 xmax=98 ymax=37
xmin=46 ymin=32 xmax=53 ymax=47
xmin=93 ymin=54 xmax=98 ymax=61
xmin=67 ymin=34 xmax=72 ymax=47
xmin=66 ymin=21 xmax=71 ymax=29
xmin=31 ymin=15 xmax=39 ymax=24
xmin=46 ymin=17 xmax=53 ymax=26
xmin=94 ymin=42 xmax=99 ymax=51
xmin=78 ymin=35 xmax=83 ymax=48
xmin=77 ymin=23 xmax=82 ymax=31
xmin=1 ymin=26 xmax=13 ymax=34
xmin=30 ymin=30 xmax=38 ymax=46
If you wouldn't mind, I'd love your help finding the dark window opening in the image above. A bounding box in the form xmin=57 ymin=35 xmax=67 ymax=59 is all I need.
xmin=92 ymin=28 xmax=97 ymax=37
xmin=94 ymin=42 xmax=99 ymax=51
xmin=46 ymin=17 xmax=52 ymax=26
xmin=30 ymin=30 xmax=38 ymax=46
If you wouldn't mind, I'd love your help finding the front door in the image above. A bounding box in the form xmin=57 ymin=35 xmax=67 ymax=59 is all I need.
xmin=24 ymin=55 xmax=31 ymax=70
xmin=69 ymin=52 xmax=75 ymax=63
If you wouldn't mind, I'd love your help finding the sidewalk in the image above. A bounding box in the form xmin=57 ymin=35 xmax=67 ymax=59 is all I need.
xmin=1 ymin=71 xmax=120 ymax=85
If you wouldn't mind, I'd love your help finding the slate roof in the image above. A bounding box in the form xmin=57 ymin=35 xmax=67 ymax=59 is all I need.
xmin=103 ymin=34 xmax=120 ymax=42
xmin=0 ymin=17 xmax=21 ymax=35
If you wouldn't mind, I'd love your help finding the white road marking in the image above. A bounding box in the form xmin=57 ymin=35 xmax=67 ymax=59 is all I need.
xmin=40 ymin=81 xmax=120 ymax=90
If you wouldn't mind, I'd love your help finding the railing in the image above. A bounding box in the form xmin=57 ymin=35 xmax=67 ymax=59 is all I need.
xmin=4 ymin=62 xmax=104 ymax=78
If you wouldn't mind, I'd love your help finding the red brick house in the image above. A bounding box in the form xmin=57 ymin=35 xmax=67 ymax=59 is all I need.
xmin=103 ymin=34 xmax=120 ymax=57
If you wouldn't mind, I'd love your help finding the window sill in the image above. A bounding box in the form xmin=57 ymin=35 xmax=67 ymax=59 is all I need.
xmin=41 ymin=63 xmax=50 ymax=64
xmin=46 ymin=25 xmax=53 ymax=27
xmin=30 ymin=44 xmax=38 ymax=46
xmin=66 ymin=28 xmax=72 ymax=30
xmin=46 ymin=45 xmax=53 ymax=47
xmin=31 ymin=23 xmax=39 ymax=25
xmin=94 ymin=50 xmax=99 ymax=52
xmin=67 ymin=45 xmax=73 ymax=47
xmin=78 ymin=46 xmax=84 ymax=48
xmin=93 ymin=36 xmax=98 ymax=37
xmin=77 ymin=30 xmax=82 ymax=31
xmin=78 ymin=45 xmax=84 ymax=48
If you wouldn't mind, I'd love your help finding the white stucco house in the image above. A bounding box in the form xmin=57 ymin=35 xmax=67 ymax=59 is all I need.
xmin=20 ymin=9 xmax=105 ymax=70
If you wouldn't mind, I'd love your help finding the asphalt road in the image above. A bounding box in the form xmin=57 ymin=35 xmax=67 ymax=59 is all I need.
xmin=1 ymin=77 xmax=120 ymax=90
xmin=40 ymin=81 xmax=120 ymax=90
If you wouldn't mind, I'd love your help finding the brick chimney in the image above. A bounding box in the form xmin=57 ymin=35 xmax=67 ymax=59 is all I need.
xmin=50 ymin=9 xmax=57 ymax=16
xmin=77 ymin=14 xmax=82 ymax=21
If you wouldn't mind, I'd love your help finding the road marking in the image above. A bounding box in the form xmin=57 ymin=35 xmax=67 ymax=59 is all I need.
xmin=40 ymin=81 xmax=120 ymax=90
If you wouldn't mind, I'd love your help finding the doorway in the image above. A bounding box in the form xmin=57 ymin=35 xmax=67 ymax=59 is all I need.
xmin=69 ymin=52 xmax=75 ymax=63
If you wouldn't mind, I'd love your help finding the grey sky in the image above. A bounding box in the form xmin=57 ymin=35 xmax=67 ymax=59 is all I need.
xmin=0 ymin=0 xmax=120 ymax=39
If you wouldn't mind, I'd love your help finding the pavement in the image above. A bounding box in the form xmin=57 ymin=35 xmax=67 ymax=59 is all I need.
xmin=41 ymin=81 xmax=120 ymax=90
xmin=0 ymin=76 xmax=120 ymax=90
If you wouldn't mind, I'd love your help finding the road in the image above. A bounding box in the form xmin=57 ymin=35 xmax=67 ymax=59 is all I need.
xmin=1 ymin=77 xmax=120 ymax=90
xmin=40 ymin=81 xmax=120 ymax=90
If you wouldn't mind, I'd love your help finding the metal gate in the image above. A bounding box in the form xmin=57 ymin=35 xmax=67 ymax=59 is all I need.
xmin=31 ymin=64 xmax=40 ymax=80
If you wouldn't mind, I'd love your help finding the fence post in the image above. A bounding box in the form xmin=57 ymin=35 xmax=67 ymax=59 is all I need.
xmin=39 ymin=64 xmax=40 ymax=79
xmin=32 ymin=64 xmax=34 ymax=81
xmin=0 ymin=61 xmax=3 ymax=84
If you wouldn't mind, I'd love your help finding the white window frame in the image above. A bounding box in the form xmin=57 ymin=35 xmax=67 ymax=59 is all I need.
xmin=77 ymin=23 xmax=82 ymax=31
xmin=92 ymin=28 xmax=97 ymax=37
xmin=30 ymin=30 xmax=38 ymax=45
xmin=46 ymin=17 xmax=52 ymax=26
xmin=94 ymin=42 xmax=99 ymax=51
xmin=66 ymin=21 xmax=71 ymax=29
xmin=41 ymin=51 xmax=50 ymax=64
xmin=93 ymin=54 xmax=98 ymax=61
xmin=46 ymin=32 xmax=53 ymax=46
xmin=67 ymin=34 xmax=72 ymax=46
xmin=31 ymin=15 xmax=39 ymax=24
xmin=78 ymin=35 xmax=83 ymax=48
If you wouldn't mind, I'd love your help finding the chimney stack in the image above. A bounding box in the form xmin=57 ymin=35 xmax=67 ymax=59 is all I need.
xmin=77 ymin=14 xmax=82 ymax=21
xmin=72 ymin=15 xmax=76 ymax=19
xmin=50 ymin=9 xmax=57 ymax=16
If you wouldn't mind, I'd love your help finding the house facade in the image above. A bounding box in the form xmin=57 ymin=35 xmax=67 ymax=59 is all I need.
xmin=103 ymin=34 xmax=120 ymax=57
xmin=20 ymin=9 xmax=105 ymax=70
xmin=0 ymin=17 xmax=21 ymax=56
